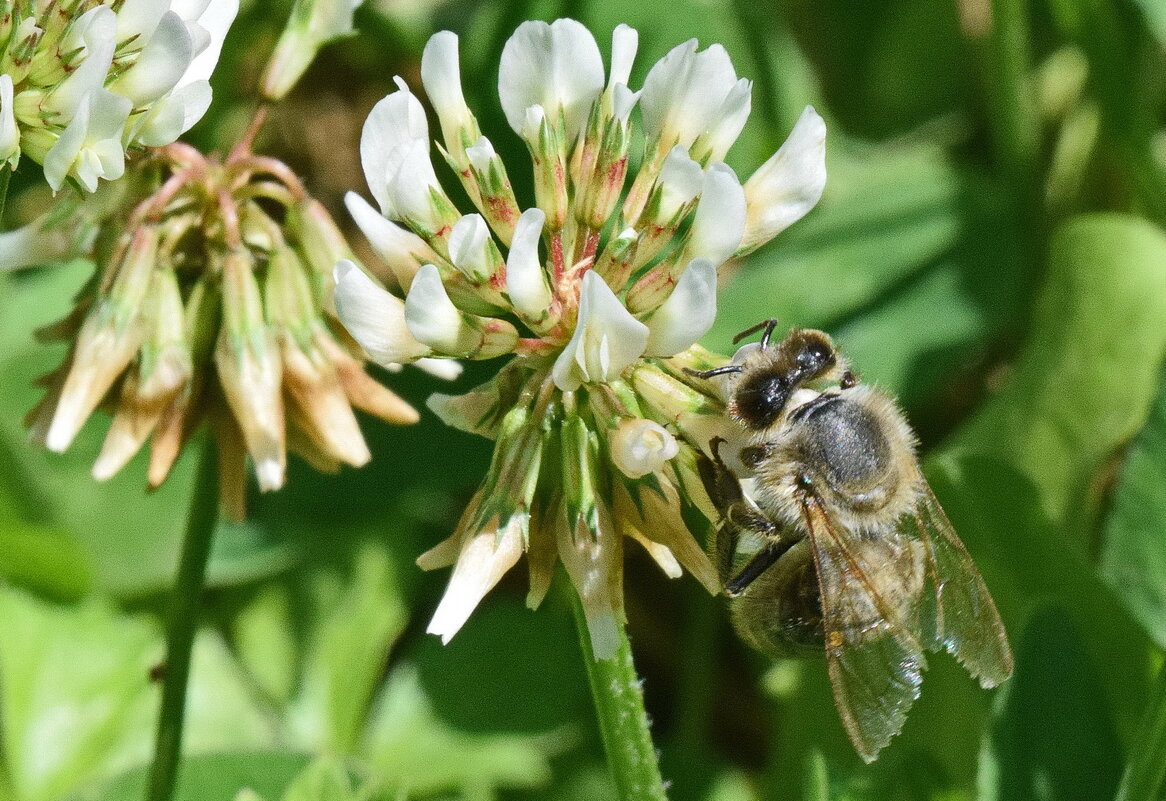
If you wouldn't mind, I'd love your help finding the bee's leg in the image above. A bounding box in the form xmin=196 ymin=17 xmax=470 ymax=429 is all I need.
xmin=684 ymin=364 xmax=743 ymax=381
xmin=724 ymin=541 xmax=787 ymax=597
xmin=732 ymin=318 xmax=779 ymax=347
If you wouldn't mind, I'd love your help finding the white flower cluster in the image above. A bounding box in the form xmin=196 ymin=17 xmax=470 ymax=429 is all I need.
xmin=0 ymin=0 xmax=238 ymax=191
xmin=335 ymin=18 xmax=829 ymax=656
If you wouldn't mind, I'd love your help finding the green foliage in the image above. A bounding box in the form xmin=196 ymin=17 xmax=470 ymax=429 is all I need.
xmin=5 ymin=0 xmax=1166 ymax=799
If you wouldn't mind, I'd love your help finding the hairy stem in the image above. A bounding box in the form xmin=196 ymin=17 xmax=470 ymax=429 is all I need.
xmin=570 ymin=592 xmax=669 ymax=801
xmin=145 ymin=441 xmax=219 ymax=801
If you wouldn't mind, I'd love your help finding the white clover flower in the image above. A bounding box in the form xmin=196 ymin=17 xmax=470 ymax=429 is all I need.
xmin=551 ymin=271 xmax=650 ymax=391
xmin=0 ymin=0 xmax=238 ymax=191
xmin=338 ymin=19 xmax=827 ymax=656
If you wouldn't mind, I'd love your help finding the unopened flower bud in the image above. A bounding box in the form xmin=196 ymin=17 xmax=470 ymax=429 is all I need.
xmin=610 ymin=418 xmax=679 ymax=479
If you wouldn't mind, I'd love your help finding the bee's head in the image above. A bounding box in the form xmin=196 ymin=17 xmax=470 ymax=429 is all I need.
xmin=728 ymin=328 xmax=843 ymax=430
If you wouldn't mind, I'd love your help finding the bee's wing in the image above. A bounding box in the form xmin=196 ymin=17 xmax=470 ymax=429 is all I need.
xmin=801 ymin=493 xmax=927 ymax=763
xmin=905 ymin=485 xmax=1014 ymax=687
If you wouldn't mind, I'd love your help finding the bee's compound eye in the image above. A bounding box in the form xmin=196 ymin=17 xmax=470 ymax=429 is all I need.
xmin=797 ymin=341 xmax=834 ymax=372
xmin=735 ymin=372 xmax=790 ymax=429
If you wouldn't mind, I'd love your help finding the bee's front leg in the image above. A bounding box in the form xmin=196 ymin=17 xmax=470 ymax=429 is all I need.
xmin=700 ymin=437 xmax=790 ymax=596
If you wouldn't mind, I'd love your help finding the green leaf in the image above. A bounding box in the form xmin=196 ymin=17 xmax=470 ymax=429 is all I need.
xmin=279 ymin=758 xmax=354 ymax=801
xmin=361 ymin=664 xmax=562 ymax=800
xmin=0 ymin=586 xmax=278 ymax=801
xmin=983 ymin=607 xmax=1123 ymax=801
xmin=1101 ymin=372 xmax=1166 ymax=647
xmin=953 ymin=213 xmax=1166 ymax=544
xmin=285 ymin=545 xmax=408 ymax=753
xmin=74 ymin=753 xmax=310 ymax=801
xmin=710 ymin=143 xmax=1028 ymax=411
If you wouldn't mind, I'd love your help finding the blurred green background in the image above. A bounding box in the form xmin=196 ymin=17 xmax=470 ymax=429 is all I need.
xmin=2 ymin=0 xmax=1166 ymax=798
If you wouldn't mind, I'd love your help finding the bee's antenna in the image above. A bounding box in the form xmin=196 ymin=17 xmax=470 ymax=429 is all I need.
xmin=733 ymin=318 xmax=780 ymax=347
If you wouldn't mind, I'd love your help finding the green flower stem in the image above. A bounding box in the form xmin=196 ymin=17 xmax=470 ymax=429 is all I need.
xmin=146 ymin=441 xmax=220 ymax=801
xmin=570 ymin=591 xmax=669 ymax=801
xmin=1114 ymin=662 xmax=1166 ymax=801
xmin=984 ymin=0 xmax=1040 ymax=194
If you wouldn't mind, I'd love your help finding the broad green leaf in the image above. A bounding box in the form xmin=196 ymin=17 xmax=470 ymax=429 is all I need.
xmin=982 ymin=607 xmax=1123 ymax=801
xmin=953 ymin=213 xmax=1166 ymax=544
xmin=285 ymin=545 xmax=408 ymax=753
xmin=362 ymin=664 xmax=561 ymax=799
xmin=0 ymin=510 xmax=90 ymax=601
xmin=710 ymin=143 xmax=1028 ymax=412
xmin=75 ymin=752 xmax=310 ymax=801
xmin=1101 ymin=372 xmax=1166 ymax=647
xmin=279 ymin=758 xmax=354 ymax=801
xmin=712 ymin=143 xmax=965 ymax=339
xmin=0 ymin=586 xmax=278 ymax=801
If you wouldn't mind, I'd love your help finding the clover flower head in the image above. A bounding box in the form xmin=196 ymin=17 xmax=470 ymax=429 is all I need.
xmin=0 ymin=0 xmax=238 ymax=192
xmin=338 ymin=19 xmax=827 ymax=657
xmin=17 ymin=137 xmax=424 ymax=520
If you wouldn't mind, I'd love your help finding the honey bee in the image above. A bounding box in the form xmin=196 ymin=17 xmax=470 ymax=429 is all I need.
xmin=687 ymin=320 xmax=1013 ymax=762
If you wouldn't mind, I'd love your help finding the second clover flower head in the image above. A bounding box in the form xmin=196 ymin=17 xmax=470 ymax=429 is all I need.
xmin=0 ymin=0 xmax=238 ymax=192
xmin=337 ymin=18 xmax=828 ymax=658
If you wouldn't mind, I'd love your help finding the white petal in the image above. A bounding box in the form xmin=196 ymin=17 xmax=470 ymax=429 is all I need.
xmin=641 ymin=40 xmax=738 ymax=147
xmin=611 ymin=84 xmax=640 ymax=122
xmin=610 ymin=418 xmax=680 ymax=479
xmin=344 ymin=191 xmax=435 ymax=283
xmin=111 ymin=11 xmax=193 ymax=106
xmin=359 ymin=84 xmax=437 ymax=221
xmin=699 ymin=77 xmax=752 ymax=162
xmin=741 ymin=105 xmax=827 ymax=249
xmin=414 ymin=357 xmax=464 ymax=381
xmin=643 ymin=258 xmax=717 ymax=357
xmin=333 ymin=259 xmax=428 ymax=366
xmin=521 ymin=103 xmax=546 ymax=143
xmin=687 ymin=163 xmax=746 ymax=266
xmin=426 ymin=519 xmax=524 ymax=644
xmin=552 ymin=271 xmax=648 ymax=391
xmin=404 ymin=264 xmax=470 ymax=353
xmin=498 ymin=19 xmax=604 ymax=142
xmin=505 ymin=208 xmax=551 ymax=321
xmin=178 ymin=0 xmax=238 ymax=86
xmin=44 ymin=90 xmax=132 ymax=192
xmin=0 ymin=75 xmax=18 ymax=168
xmin=655 ymin=145 xmax=704 ymax=220
xmin=465 ymin=135 xmax=496 ymax=171
xmin=421 ymin=31 xmax=472 ymax=147
xmin=447 ymin=214 xmax=491 ymax=279
xmin=132 ymin=80 xmax=212 ymax=146
xmin=115 ymin=0 xmax=168 ymax=43
xmin=608 ymin=24 xmax=639 ymax=90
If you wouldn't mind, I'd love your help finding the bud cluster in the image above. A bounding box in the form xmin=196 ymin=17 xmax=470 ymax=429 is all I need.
xmin=0 ymin=0 xmax=237 ymax=191
xmin=336 ymin=19 xmax=828 ymax=655
xmin=25 ymin=136 xmax=418 ymax=519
